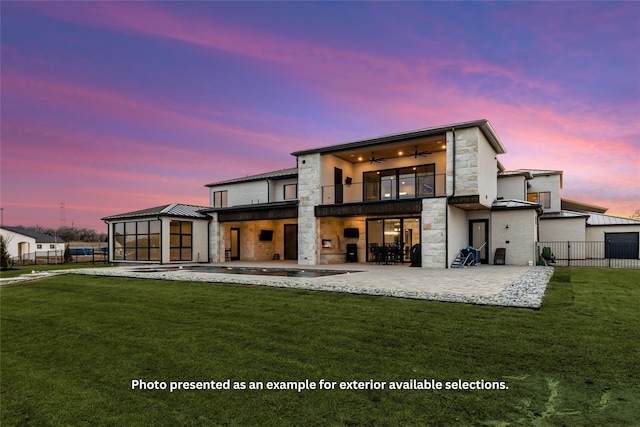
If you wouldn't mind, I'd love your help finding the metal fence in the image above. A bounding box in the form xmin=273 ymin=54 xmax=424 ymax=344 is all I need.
xmin=11 ymin=250 xmax=108 ymax=266
xmin=536 ymin=241 xmax=640 ymax=269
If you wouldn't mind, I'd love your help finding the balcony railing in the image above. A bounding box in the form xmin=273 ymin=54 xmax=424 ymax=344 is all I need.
xmin=321 ymin=173 xmax=446 ymax=205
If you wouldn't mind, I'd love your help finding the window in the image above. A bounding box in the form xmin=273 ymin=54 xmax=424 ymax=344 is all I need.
xmin=363 ymin=164 xmax=436 ymax=201
xmin=213 ymin=190 xmax=228 ymax=208
xmin=527 ymin=192 xmax=551 ymax=209
xmin=284 ymin=184 xmax=297 ymax=200
xmin=50 ymin=244 xmax=55 ymax=249
xmin=539 ymin=192 xmax=551 ymax=209
xmin=170 ymin=221 xmax=192 ymax=261
xmin=37 ymin=244 xmax=42 ymax=249
xmin=113 ymin=220 xmax=161 ymax=261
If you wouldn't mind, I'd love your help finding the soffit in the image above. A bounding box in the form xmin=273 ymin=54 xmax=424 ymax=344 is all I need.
xmin=330 ymin=135 xmax=447 ymax=164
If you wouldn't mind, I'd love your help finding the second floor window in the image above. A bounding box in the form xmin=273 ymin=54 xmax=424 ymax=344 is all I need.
xmin=528 ymin=192 xmax=551 ymax=209
xmin=284 ymin=184 xmax=297 ymax=200
xmin=539 ymin=192 xmax=551 ymax=209
xmin=363 ymin=164 xmax=435 ymax=201
xmin=213 ymin=190 xmax=228 ymax=207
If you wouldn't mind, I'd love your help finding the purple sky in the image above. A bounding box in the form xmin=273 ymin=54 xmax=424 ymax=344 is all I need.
xmin=2 ymin=1 xmax=639 ymax=231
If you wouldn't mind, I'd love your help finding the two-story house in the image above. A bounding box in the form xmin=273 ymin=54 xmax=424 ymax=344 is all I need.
xmin=102 ymin=119 xmax=639 ymax=266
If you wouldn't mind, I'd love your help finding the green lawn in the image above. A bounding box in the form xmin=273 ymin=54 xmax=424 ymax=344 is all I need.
xmin=2 ymin=268 xmax=639 ymax=426
xmin=0 ymin=263 xmax=111 ymax=279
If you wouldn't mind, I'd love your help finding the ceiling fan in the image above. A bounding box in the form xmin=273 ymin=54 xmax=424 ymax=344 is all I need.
xmin=412 ymin=145 xmax=431 ymax=158
xmin=369 ymin=152 xmax=386 ymax=164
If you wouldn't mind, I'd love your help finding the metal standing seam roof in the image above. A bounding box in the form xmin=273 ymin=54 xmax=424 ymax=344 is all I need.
xmin=491 ymin=199 xmax=542 ymax=210
xmin=205 ymin=167 xmax=298 ymax=187
xmin=101 ymin=203 xmax=211 ymax=221
xmin=585 ymin=212 xmax=640 ymax=226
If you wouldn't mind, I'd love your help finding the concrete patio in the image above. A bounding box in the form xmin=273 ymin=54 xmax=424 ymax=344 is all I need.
xmin=70 ymin=262 xmax=554 ymax=308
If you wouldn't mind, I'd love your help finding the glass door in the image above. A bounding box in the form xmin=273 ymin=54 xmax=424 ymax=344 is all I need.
xmin=230 ymin=228 xmax=240 ymax=260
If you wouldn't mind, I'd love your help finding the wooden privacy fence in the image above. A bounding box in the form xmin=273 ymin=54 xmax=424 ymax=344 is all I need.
xmin=536 ymin=241 xmax=640 ymax=269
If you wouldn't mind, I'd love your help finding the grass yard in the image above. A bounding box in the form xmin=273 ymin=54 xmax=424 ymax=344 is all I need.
xmin=0 ymin=263 xmax=111 ymax=279
xmin=1 ymin=268 xmax=639 ymax=426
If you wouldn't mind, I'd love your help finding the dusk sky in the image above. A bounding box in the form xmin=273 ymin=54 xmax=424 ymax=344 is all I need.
xmin=1 ymin=1 xmax=639 ymax=231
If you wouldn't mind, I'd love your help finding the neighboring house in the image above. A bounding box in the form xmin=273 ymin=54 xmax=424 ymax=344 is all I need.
xmin=0 ymin=226 xmax=66 ymax=260
xmin=102 ymin=119 xmax=640 ymax=266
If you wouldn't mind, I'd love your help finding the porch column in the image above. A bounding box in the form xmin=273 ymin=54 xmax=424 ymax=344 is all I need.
xmin=208 ymin=213 xmax=223 ymax=263
xmin=297 ymin=153 xmax=321 ymax=265
xmin=422 ymin=198 xmax=447 ymax=268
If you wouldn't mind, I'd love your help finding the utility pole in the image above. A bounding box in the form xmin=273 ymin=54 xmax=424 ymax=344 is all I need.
xmin=60 ymin=202 xmax=66 ymax=228
xmin=0 ymin=207 xmax=4 ymax=227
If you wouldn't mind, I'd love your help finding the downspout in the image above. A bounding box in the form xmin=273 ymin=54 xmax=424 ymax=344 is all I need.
xmin=158 ymin=216 xmax=163 ymax=264
xmin=266 ymin=179 xmax=270 ymax=203
xmin=207 ymin=214 xmax=212 ymax=263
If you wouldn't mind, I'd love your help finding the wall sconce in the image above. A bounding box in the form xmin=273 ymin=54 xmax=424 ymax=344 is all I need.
xmin=505 ymin=225 xmax=509 ymax=229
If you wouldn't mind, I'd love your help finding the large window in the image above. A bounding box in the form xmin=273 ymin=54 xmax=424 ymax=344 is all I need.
xmin=284 ymin=184 xmax=297 ymax=200
xmin=213 ymin=190 xmax=228 ymax=207
xmin=364 ymin=164 xmax=435 ymax=201
xmin=170 ymin=221 xmax=192 ymax=261
xmin=367 ymin=218 xmax=420 ymax=263
xmin=113 ymin=220 xmax=161 ymax=261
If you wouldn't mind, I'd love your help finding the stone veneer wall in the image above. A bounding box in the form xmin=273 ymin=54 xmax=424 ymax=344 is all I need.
xmin=421 ymin=198 xmax=447 ymax=268
xmin=297 ymin=153 xmax=321 ymax=265
xmin=208 ymin=212 xmax=222 ymax=263
xmin=446 ymin=128 xmax=479 ymax=197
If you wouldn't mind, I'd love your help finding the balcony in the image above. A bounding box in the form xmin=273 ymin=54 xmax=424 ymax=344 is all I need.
xmin=321 ymin=173 xmax=446 ymax=205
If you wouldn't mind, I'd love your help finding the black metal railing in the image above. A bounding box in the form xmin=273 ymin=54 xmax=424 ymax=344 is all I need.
xmin=321 ymin=173 xmax=446 ymax=205
xmin=536 ymin=241 xmax=640 ymax=269
xmin=11 ymin=250 xmax=108 ymax=266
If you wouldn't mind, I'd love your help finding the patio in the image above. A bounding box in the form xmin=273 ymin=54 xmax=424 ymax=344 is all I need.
xmin=72 ymin=262 xmax=554 ymax=308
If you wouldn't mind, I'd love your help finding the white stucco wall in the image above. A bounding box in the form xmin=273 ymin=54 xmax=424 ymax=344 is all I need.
xmin=586 ymin=225 xmax=640 ymax=242
xmin=528 ymin=174 xmax=561 ymax=212
xmin=447 ymin=206 xmax=468 ymax=266
xmin=497 ymin=175 xmax=526 ymax=201
xmin=491 ymin=209 xmax=538 ymax=265
xmin=477 ymin=130 xmax=499 ymax=208
xmin=0 ymin=229 xmax=36 ymax=259
xmin=539 ymin=218 xmax=587 ymax=242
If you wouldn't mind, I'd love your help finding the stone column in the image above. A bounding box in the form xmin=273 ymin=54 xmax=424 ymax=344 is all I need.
xmin=297 ymin=153 xmax=321 ymax=265
xmin=422 ymin=198 xmax=447 ymax=268
xmin=208 ymin=213 xmax=222 ymax=263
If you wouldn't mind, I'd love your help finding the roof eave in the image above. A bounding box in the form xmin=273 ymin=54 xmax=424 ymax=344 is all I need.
xmin=291 ymin=119 xmax=506 ymax=157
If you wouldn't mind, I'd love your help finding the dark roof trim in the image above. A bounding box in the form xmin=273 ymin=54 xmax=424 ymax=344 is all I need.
xmin=291 ymin=119 xmax=506 ymax=156
xmin=0 ymin=226 xmax=66 ymax=243
xmin=200 ymin=200 xmax=298 ymax=213
xmin=205 ymin=167 xmax=298 ymax=187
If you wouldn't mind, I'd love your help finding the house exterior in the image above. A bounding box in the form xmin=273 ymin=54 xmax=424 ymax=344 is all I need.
xmin=0 ymin=226 xmax=66 ymax=260
xmin=102 ymin=119 xmax=640 ymax=266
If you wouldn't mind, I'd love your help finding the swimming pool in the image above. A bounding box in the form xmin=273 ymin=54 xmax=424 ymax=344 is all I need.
xmin=133 ymin=266 xmax=361 ymax=278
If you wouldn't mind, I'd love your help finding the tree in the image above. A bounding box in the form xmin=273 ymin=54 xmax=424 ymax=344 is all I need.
xmin=631 ymin=209 xmax=640 ymax=220
xmin=1 ymin=235 xmax=13 ymax=270
xmin=63 ymin=244 xmax=73 ymax=264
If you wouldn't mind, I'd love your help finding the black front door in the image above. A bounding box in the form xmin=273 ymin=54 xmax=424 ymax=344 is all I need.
xmin=469 ymin=220 xmax=489 ymax=264
xmin=284 ymin=224 xmax=298 ymax=260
